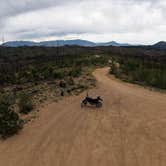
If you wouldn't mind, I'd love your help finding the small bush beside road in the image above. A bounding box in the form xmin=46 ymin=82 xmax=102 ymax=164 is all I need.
xmin=0 ymin=94 xmax=22 ymax=139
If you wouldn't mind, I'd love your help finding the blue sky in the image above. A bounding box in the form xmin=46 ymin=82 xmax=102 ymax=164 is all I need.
xmin=1 ymin=0 xmax=166 ymax=44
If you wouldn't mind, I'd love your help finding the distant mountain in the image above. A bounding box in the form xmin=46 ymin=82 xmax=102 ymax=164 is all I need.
xmin=2 ymin=39 xmax=132 ymax=47
xmin=2 ymin=41 xmax=38 ymax=47
xmin=152 ymin=41 xmax=166 ymax=49
xmin=39 ymin=39 xmax=96 ymax=47
xmin=97 ymin=41 xmax=131 ymax=47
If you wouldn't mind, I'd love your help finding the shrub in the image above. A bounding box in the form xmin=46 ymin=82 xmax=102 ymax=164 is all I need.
xmin=53 ymin=70 xmax=65 ymax=79
xmin=67 ymin=77 xmax=75 ymax=85
xmin=0 ymin=94 xmax=22 ymax=139
xmin=69 ymin=66 xmax=82 ymax=77
xmin=18 ymin=92 xmax=33 ymax=114
xmin=59 ymin=80 xmax=66 ymax=88
xmin=0 ymin=93 xmax=15 ymax=106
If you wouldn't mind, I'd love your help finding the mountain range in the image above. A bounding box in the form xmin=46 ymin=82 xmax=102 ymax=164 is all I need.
xmin=1 ymin=39 xmax=131 ymax=47
xmin=1 ymin=39 xmax=166 ymax=49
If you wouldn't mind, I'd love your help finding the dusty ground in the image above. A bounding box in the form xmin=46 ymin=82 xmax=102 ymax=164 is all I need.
xmin=0 ymin=67 xmax=166 ymax=166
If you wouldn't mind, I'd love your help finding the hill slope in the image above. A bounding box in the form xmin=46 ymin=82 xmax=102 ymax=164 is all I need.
xmin=152 ymin=41 xmax=166 ymax=49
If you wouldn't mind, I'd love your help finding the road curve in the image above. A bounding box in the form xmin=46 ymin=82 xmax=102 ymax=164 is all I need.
xmin=0 ymin=67 xmax=166 ymax=166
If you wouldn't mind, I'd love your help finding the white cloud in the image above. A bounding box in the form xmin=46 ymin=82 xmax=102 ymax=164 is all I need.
xmin=0 ymin=0 xmax=166 ymax=44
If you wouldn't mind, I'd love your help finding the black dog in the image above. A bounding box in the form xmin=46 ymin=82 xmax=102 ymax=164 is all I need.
xmin=81 ymin=95 xmax=103 ymax=108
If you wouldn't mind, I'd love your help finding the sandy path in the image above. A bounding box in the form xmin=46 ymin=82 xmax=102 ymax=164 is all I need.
xmin=0 ymin=67 xmax=166 ymax=166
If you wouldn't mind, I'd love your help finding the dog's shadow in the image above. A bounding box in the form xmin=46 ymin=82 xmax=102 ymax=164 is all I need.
xmin=81 ymin=105 xmax=102 ymax=111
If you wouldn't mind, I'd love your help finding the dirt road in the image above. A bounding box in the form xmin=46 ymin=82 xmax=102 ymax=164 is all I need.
xmin=0 ymin=67 xmax=166 ymax=166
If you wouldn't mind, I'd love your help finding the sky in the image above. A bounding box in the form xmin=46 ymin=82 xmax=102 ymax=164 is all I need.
xmin=0 ymin=0 xmax=166 ymax=44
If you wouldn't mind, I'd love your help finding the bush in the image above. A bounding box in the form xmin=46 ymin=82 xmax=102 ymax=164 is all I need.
xmin=0 ymin=94 xmax=22 ymax=139
xmin=18 ymin=92 xmax=33 ymax=114
xmin=0 ymin=93 xmax=15 ymax=106
xmin=69 ymin=66 xmax=82 ymax=77
xmin=67 ymin=77 xmax=75 ymax=85
xmin=53 ymin=70 xmax=65 ymax=79
xmin=59 ymin=80 xmax=66 ymax=88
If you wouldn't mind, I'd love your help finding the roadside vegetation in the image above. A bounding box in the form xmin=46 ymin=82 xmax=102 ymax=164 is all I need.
xmin=110 ymin=56 xmax=166 ymax=89
xmin=0 ymin=94 xmax=23 ymax=139
xmin=18 ymin=92 xmax=33 ymax=114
